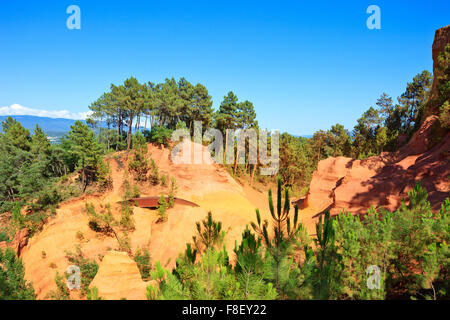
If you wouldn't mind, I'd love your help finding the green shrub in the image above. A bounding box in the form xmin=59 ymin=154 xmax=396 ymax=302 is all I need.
xmin=87 ymin=286 xmax=103 ymax=300
xmin=0 ymin=231 xmax=10 ymax=242
xmin=168 ymin=177 xmax=177 ymax=208
xmin=134 ymin=248 xmax=152 ymax=280
xmin=0 ymin=247 xmax=36 ymax=300
xmin=120 ymin=202 xmax=135 ymax=231
xmin=160 ymin=174 xmax=167 ymax=187
xmin=65 ymin=246 xmax=99 ymax=296
xmin=46 ymin=272 xmax=70 ymax=300
xmin=97 ymin=159 xmax=113 ymax=190
xmin=157 ymin=194 xmax=167 ymax=222
xmin=144 ymin=126 xmax=173 ymax=147
xmin=149 ymin=159 xmax=160 ymax=185
xmin=128 ymin=132 xmax=149 ymax=181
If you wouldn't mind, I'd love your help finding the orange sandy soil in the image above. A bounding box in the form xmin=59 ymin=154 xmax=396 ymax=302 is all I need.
xmin=21 ymin=141 xmax=317 ymax=300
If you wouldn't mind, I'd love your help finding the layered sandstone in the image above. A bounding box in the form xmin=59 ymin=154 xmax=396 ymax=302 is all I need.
xmin=300 ymin=25 xmax=450 ymax=218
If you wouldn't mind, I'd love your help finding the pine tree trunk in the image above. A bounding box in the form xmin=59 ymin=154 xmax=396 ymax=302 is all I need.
xmin=233 ymin=146 xmax=238 ymax=176
xmin=250 ymin=164 xmax=256 ymax=186
xmin=127 ymin=115 xmax=133 ymax=151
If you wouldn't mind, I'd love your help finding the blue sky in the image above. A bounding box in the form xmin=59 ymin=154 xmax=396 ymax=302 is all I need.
xmin=0 ymin=1 xmax=449 ymax=136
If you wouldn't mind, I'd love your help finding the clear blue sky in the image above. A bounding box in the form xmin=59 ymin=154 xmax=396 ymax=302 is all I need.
xmin=0 ymin=0 xmax=449 ymax=135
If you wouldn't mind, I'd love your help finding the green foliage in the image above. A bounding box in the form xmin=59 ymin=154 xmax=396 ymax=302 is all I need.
xmin=397 ymin=70 xmax=432 ymax=135
xmin=46 ymin=272 xmax=70 ymax=300
xmin=97 ymin=159 xmax=113 ymax=191
xmin=134 ymin=248 xmax=152 ymax=280
xmin=33 ymin=186 xmax=62 ymax=212
xmin=0 ymin=247 xmax=35 ymax=300
xmin=279 ymin=133 xmax=315 ymax=189
xmin=128 ymin=132 xmax=149 ymax=181
xmin=233 ymin=226 xmax=270 ymax=299
xmin=388 ymin=183 xmax=449 ymax=299
xmin=312 ymin=211 xmax=342 ymax=299
xmin=251 ymin=178 xmax=307 ymax=298
xmin=65 ymin=246 xmax=99 ymax=296
xmin=1 ymin=116 xmax=31 ymax=151
xmin=0 ymin=119 xmax=69 ymax=213
xmin=440 ymin=100 xmax=450 ymax=128
xmin=143 ymin=181 xmax=449 ymax=301
xmin=87 ymin=286 xmax=103 ymax=300
xmin=122 ymin=171 xmax=140 ymax=199
xmin=333 ymin=208 xmax=394 ymax=299
xmin=85 ymin=202 xmax=131 ymax=253
xmin=168 ymin=177 xmax=177 ymax=208
xmin=146 ymin=126 xmax=173 ymax=147
xmin=434 ymin=44 xmax=450 ymax=128
xmin=86 ymin=202 xmax=115 ymax=235
xmin=157 ymin=194 xmax=167 ymax=222
xmin=175 ymin=120 xmax=187 ymax=130
xmin=0 ymin=230 xmax=10 ymax=242
xmin=120 ymin=202 xmax=135 ymax=231
xmin=160 ymin=174 xmax=167 ymax=187
xmin=62 ymin=121 xmax=104 ymax=191
xmin=330 ymin=183 xmax=449 ymax=300
xmin=149 ymin=159 xmax=160 ymax=185
xmin=193 ymin=212 xmax=225 ymax=253
xmin=117 ymin=232 xmax=131 ymax=253
xmin=10 ymin=202 xmax=25 ymax=230
xmin=307 ymin=70 xmax=433 ymax=163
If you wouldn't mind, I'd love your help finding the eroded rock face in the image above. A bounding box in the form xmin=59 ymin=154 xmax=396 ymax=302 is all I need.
xmin=0 ymin=228 xmax=28 ymax=256
xmin=426 ymin=25 xmax=450 ymax=118
xmin=20 ymin=142 xmax=272 ymax=299
xmin=89 ymin=251 xmax=149 ymax=300
xmin=301 ymin=23 xmax=450 ymax=216
xmin=302 ymin=116 xmax=450 ymax=216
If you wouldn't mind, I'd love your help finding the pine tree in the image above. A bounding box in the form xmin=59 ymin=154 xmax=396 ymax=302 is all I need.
xmin=251 ymin=178 xmax=303 ymax=296
xmin=64 ymin=121 xmax=103 ymax=191
xmin=0 ymin=247 xmax=35 ymax=300
xmin=128 ymin=131 xmax=149 ymax=181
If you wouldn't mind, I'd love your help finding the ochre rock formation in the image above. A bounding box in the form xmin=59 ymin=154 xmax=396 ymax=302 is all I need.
xmin=89 ymin=251 xmax=149 ymax=300
xmin=301 ymin=112 xmax=449 ymax=220
xmin=0 ymin=228 xmax=29 ymax=255
xmin=426 ymin=25 xmax=450 ymax=118
xmin=20 ymin=141 xmax=272 ymax=299
xmin=300 ymin=25 xmax=450 ymax=219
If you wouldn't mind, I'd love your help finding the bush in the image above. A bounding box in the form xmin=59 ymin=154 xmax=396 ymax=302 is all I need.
xmin=0 ymin=247 xmax=36 ymax=300
xmin=144 ymin=126 xmax=173 ymax=147
xmin=36 ymin=187 xmax=62 ymax=209
xmin=157 ymin=194 xmax=167 ymax=222
xmin=65 ymin=246 xmax=99 ymax=296
xmin=149 ymin=159 xmax=160 ymax=186
xmin=128 ymin=132 xmax=149 ymax=181
xmin=120 ymin=202 xmax=135 ymax=231
xmin=168 ymin=177 xmax=177 ymax=208
xmin=46 ymin=272 xmax=70 ymax=300
xmin=134 ymin=248 xmax=152 ymax=280
xmin=160 ymin=174 xmax=167 ymax=187
xmin=97 ymin=159 xmax=113 ymax=190
xmin=123 ymin=172 xmax=140 ymax=199
xmin=87 ymin=286 xmax=103 ymax=300
xmin=0 ymin=231 xmax=10 ymax=242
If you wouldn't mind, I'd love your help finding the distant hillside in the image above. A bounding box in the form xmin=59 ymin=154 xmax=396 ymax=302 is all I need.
xmin=0 ymin=115 xmax=81 ymax=133
xmin=0 ymin=115 xmax=86 ymax=143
